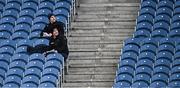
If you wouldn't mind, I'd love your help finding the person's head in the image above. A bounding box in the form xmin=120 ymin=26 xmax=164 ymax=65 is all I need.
xmin=48 ymin=14 xmax=56 ymax=23
xmin=52 ymin=27 xmax=59 ymax=37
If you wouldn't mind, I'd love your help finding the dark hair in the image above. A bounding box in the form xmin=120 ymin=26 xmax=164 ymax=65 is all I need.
xmin=48 ymin=14 xmax=55 ymax=20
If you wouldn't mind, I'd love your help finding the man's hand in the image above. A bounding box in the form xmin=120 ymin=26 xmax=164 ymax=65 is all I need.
xmin=43 ymin=33 xmax=52 ymax=37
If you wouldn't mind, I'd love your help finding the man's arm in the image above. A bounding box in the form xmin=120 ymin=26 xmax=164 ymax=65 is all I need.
xmin=40 ymin=25 xmax=52 ymax=37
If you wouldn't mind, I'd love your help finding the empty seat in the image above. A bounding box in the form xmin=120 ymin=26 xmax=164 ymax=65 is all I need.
xmin=140 ymin=44 xmax=157 ymax=55
xmin=116 ymin=74 xmax=132 ymax=84
xmin=136 ymin=22 xmax=152 ymax=32
xmin=138 ymin=51 xmax=155 ymax=63
xmin=44 ymin=60 xmax=62 ymax=72
xmin=151 ymin=29 xmax=168 ymax=38
xmin=171 ymin=22 xmax=180 ymax=31
xmin=172 ymin=59 xmax=180 ymax=68
xmin=23 ymin=0 xmax=38 ymax=5
xmin=29 ymin=31 xmax=41 ymax=41
xmin=158 ymin=44 xmax=174 ymax=55
xmin=33 ymin=16 xmax=49 ymax=25
xmin=9 ymin=61 xmax=26 ymax=71
xmin=154 ymin=59 xmax=171 ymax=69
xmin=16 ymin=17 xmax=33 ymax=27
xmin=133 ymin=73 xmax=150 ymax=85
xmin=153 ymin=66 xmax=170 ymax=77
xmin=17 ymin=39 xmax=33 ymax=47
xmin=11 ymin=31 xmax=29 ymax=43
xmin=22 ymin=75 xmax=39 ymax=86
xmin=14 ymin=24 xmax=31 ymax=34
xmin=156 ymin=51 xmax=173 ymax=62
xmin=21 ymin=2 xmax=37 ymax=13
xmin=24 ymin=68 xmax=42 ymax=79
xmin=131 ymin=81 xmax=149 ymax=88
xmin=0 ymin=17 xmax=16 ymax=26
xmin=151 ymin=73 xmax=169 ymax=85
xmin=20 ymin=83 xmax=38 ymax=88
xmin=40 ymin=75 xmax=57 ymax=87
xmin=156 ymin=7 xmax=172 ymax=18
xmin=153 ymin=21 xmax=169 ymax=33
xmin=38 ymin=2 xmax=54 ymax=12
xmin=117 ymin=66 xmax=134 ymax=77
xmin=122 ymin=45 xmax=139 ymax=56
xmin=159 ymin=38 xmax=175 ymax=47
xmin=31 ymin=23 xmax=45 ymax=32
xmin=11 ymin=54 xmax=29 ymax=64
xmin=0 ymin=31 xmax=11 ymax=39
xmin=53 ymin=9 xmax=69 ymax=20
xmin=135 ymin=66 xmax=152 ymax=77
xmin=121 ymin=52 xmax=138 ymax=62
xmin=42 ymin=68 xmax=60 ymax=79
xmin=173 ymin=7 xmax=180 ymax=16
xmin=172 ymin=14 xmax=180 ymax=23
xmin=4 ymin=3 xmax=21 ymax=12
xmin=120 ymin=59 xmax=136 ymax=69
xmin=169 ymin=29 xmax=180 ymax=39
xmin=141 ymin=1 xmax=156 ymax=10
xmin=55 ymin=1 xmax=71 ymax=12
xmin=157 ymin=0 xmax=173 ymax=10
xmin=171 ymin=66 xmax=180 ymax=75
xmin=29 ymin=53 xmax=45 ymax=64
xmin=38 ymin=82 xmax=56 ymax=88
xmin=174 ymin=52 xmax=180 ymax=60
xmin=0 ymin=47 xmax=15 ymax=56
xmin=134 ymin=30 xmax=151 ymax=38
xmin=150 ymin=81 xmax=167 ymax=88
xmin=141 ymin=38 xmax=158 ymax=48
xmin=7 ymin=0 xmax=22 ymax=5
xmin=0 ymin=61 xmax=9 ymax=72
xmin=139 ymin=7 xmax=156 ymax=18
xmin=0 ymin=24 xmax=13 ymax=35
xmin=0 ymin=39 xmax=16 ymax=50
xmin=46 ymin=53 xmax=64 ymax=65
xmin=0 ymin=68 xmax=6 ymax=80
xmin=15 ymin=46 xmax=27 ymax=54
xmin=154 ymin=14 xmax=171 ymax=25
xmin=4 ymin=76 xmax=21 ymax=87
xmin=136 ymin=59 xmax=153 ymax=70
xmin=33 ymin=38 xmax=49 ymax=47
xmin=35 ymin=9 xmax=52 ymax=17
xmin=2 ymin=10 xmax=19 ymax=20
xmin=0 ymin=54 xmax=11 ymax=64
xmin=26 ymin=61 xmax=44 ymax=71
xmin=6 ymin=68 xmax=24 ymax=79
xmin=137 ymin=14 xmax=154 ymax=25
xmin=124 ymin=38 xmax=141 ymax=48
xmin=3 ymin=83 xmax=19 ymax=88
xmin=19 ymin=9 xmax=35 ymax=19
xmin=168 ymin=81 xmax=180 ymax=88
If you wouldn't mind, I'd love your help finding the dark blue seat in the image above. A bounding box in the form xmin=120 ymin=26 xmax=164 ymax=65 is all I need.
xmin=169 ymin=74 xmax=180 ymax=87
xmin=26 ymin=61 xmax=44 ymax=71
xmin=0 ymin=0 xmax=5 ymax=6
xmin=0 ymin=46 xmax=15 ymax=56
xmin=172 ymin=59 xmax=180 ymax=68
xmin=175 ymin=0 xmax=180 ymax=8
xmin=0 ymin=39 xmax=16 ymax=50
xmin=44 ymin=60 xmax=62 ymax=72
xmin=141 ymin=1 xmax=156 ymax=10
xmin=29 ymin=53 xmax=45 ymax=64
xmin=39 ymin=83 xmax=56 ymax=88
xmin=35 ymin=9 xmax=52 ymax=17
xmin=137 ymin=14 xmax=154 ymax=25
xmin=174 ymin=52 xmax=180 ymax=60
xmin=169 ymin=29 xmax=180 ymax=38
xmin=0 ymin=24 xmax=13 ymax=35
xmin=171 ymin=22 xmax=180 ymax=31
xmin=136 ymin=59 xmax=153 ymax=70
xmin=42 ymin=68 xmax=60 ymax=79
xmin=19 ymin=9 xmax=35 ymax=19
xmin=121 ymin=52 xmax=138 ymax=62
xmin=4 ymin=3 xmax=21 ymax=12
xmin=20 ymin=83 xmax=38 ymax=88
xmin=9 ymin=61 xmax=26 ymax=71
xmin=16 ymin=17 xmax=33 ymax=27
xmin=133 ymin=73 xmax=150 ymax=85
xmin=151 ymin=73 xmax=169 ymax=85
xmin=173 ymin=8 xmax=180 ymax=16
xmin=172 ymin=14 xmax=180 ymax=23
xmin=0 ymin=76 xmax=3 ymax=87
xmin=53 ymin=9 xmax=69 ymax=20
xmin=29 ymin=31 xmax=41 ymax=41
xmin=113 ymin=81 xmax=131 ymax=88
xmin=33 ymin=38 xmax=49 ymax=47
xmin=154 ymin=14 xmax=171 ymax=25
xmin=159 ymin=38 xmax=175 ymax=47
xmin=156 ymin=7 xmax=172 ymax=18
xmin=139 ymin=7 xmax=156 ymax=18
xmin=55 ymin=1 xmax=71 ymax=12
xmin=21 ymin=2 xmax=38 ymax=13
xmin=22 ymin=75 xmax=39 ymax=86
xmin=141 ymin=38 xmax=158 ymax=48
xmin=46 ymin=53 xmax=64 ymax=65
xmin=6 ymin=68 xmax=24 ymax=79
xmin=33 ymin=16 xmax=49 ymax=25
xmin=124 ymin=38 xmax=141 ymax=48
xmin=14 ymin=24 xmax=31 ymax=34
xmin=117 ymin=66 xmax=134 ymax=77
xmin=135 ymin=66 xmax=152 ymax=77
xmin=17 ymin=39 xmax=33 ymax=48
xmin=4 ymin=76 xmax=21 ymax=87
xmin=157 ymin=0 xmax=173 ymax=10
xmin=11 ymin=31 xmax=29 ymax=43
xmin=136 ymin=22 xmax=152 ymax=32
xmin=134 ymin=30 xmax=150 ymax=38
xmin=55 ymin=15 xmax=67 ymax=27
xmin=115 ymin=74 xmax=132 ymax=84
xmin=31 ymin=23 xmax=45 ymax=32
xmin=168 ymin=81 xmax=180 ymax=88
xmin=151 ymin=29 xmax=168 ymax=38
xmin=7 ymin=0 xmax=22 ymax=5
xmin=0 ymin=54 xmax=11 ymax=64
xmin=153 ymin=22 xmax=169 ymax=33
xmin=138 ymin=51 xmax=155 ymax=63
xmin=3 ymin=83 xmax=19 ymax=88
xmin=122 ymin=45 xmax=139 ymax=56
xmin=2 ymin=10 xmax=19 ymax=20
xmin=171 ymin=66 xmax=180 ymax=75
xmin=176 ymin=45 xmax=180 ymax=53
xmin=0 ymin=68 xmax=6 ymax=80
xmin=38 ymin=2 xmax=54 ymax=12
xmin=0 ymin=31 xmax=11 ymax=39
xmin=156 ymin=51 xmax=173 ymax=62
xmin=11 ymin=54 xmax=29 ymax=64
xmin=23 ymin=0 xmax=38 ymax=5
xmin=140 ymin=44 xmax=157 ymax=55
xmin=154 ymin=59 xmax=171 ymax=69
xmin=40 ymin=75 xmax=57 ymax=87
xmin=158 ymin=44 xmax=174 ymax=55
xmin=131 ymin=81 xmax=149 ymax=88
xmin=24 ymin=68 xmax=42 ymax=79
xmin=0 ymin=17 xmax=16 ymax=26
xmin=120 ymin=59 xmax=136 ymax=69
xmin=153 ymin=66 xmax=170 ymax=77
xmin=150 ymin=81 xmax=167 ymax=88
xmin=0 ymin=62 xmax=9 ymax=72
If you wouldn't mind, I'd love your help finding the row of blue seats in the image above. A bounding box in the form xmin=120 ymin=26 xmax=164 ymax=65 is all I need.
xmin=0 ymin=52 xmax=64 ymax=87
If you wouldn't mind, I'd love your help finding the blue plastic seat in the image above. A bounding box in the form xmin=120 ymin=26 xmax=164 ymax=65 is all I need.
xmin=136 ymin=22 xmax=152 ymax=32
xmin=171 ymin=22 xmax=180 ymax=31
xmin=44 ymin=60 xmax=62 ymax=72
xmin=6 ymin=68 xmax=24 ymax=79
xmin=156 ymin=7 xmax=172 ymax=18
xmin=0 ymin=31 xmax=11 ymax=39
xmin=26 ymin=61 xmax=44 ymax=71
xmin=0 ymin=17 xmax=16 ymax=26
xmin=120 ymin=59 xmax=136 ymax=69
xmin=171 ymin=66 xmax=180 ymax=75
xmin=29 ymin=53 xmax=45 ymax=64
xmin=19 ymin=9 xmax=35 ymax=19
xmin=137 ymin=14 xmax=154 ymax=25
xmin=141 ymin=38 xmax=158 ymax=48
xmin=38 ymin=2 xmax=54 ymax=12
xmin=0 ymin=76 xmax=3 ymax=87
xmin=2 ymin=10 xmax=19 ymax=20
xmin=40 ymin=75 xmax=57 ymax=87
xmin=16 ymin=17 xmax=33 ymax=27
xmin=0 ymin=24 xmax=13 ymax=35
xmin=121 ymin=52 xmax=138 ymax=62
xmin=172 ymin=59 xmax=180 ymax=68
xmin=3 ymin=83 xmax=19 ymax=88
xmin=159 ymin=38 xmax=175 ymax=47
xmin=38 ymin=82 xmax=56 ymax=88
xmin=11 ymin=54 xmax=29 ymax=64
xmin=42 ymin=68 xmax=60 ymax=79
xmin=35 ymin=9 xmax=52 ymax=17
xmin=151 ymin=29 xmax=168 ymax=38
xmin=131 ymin=81 xmax=149 ymax=88
xmin=150 ymin=81 xmax=167 ymax=88
xmin=169 ymin=29 xmax=180 ymax=39
xmin=158 ymin=44 xmax=174 ymax=55
xmin=175 ymin=0 xmax=180 ymax=8
xmin=0 ymin=54 xmax=11 ymax=64
xmin=116 ymin=74 xmax=132 ymax=84
xmin=55 ymin=15 xmax=67 ymax=26
xmin=33 ymin=38 xmax=49 ymax=47
xmin=173 ymin=8 xmax=180 ymax=16
xmin=11 ymin=31 xmax=29 ymax=43
xmin=0 ymin=68 xmax=6 ymax=80
xmin=0 ymin=39 xmax=16 ymax=50
xmin=154 ymin=59 xmax=171 ymax=69
xmin=169 ymin=74 xmax=180 ymax=87
xmin=0 ymin=0 xmax=5 ymax=6
xmin=156 ymin=51 xmax=173 ymax=62
xmin=24 ymin=68 xmax=42 ymax=79
xmin=153 ymin=66 xmax=170 ymax=77
xmin=157 ymin=0 xmax=173 ymax=10
xmin=0 ymin=61 xmax=9 ymax=72
xmin=17 ymin=39 xmax=33 ymax=48
xmin=168 ymin=81 xmax=180 ymax=88
xmin=139 ymin=7 xmax=155 ymax=18
xmin=172 ymin=14 xmax=180 ymax=23
xmin=22 ymin=75 xmax=39 ymax=86
xmin=29 ymin=31 xmax=41 ymax=41
xmin=134 ymin=31 xmax=150 ymax=40
xmin=154 ymin=14 xmax=171 ymax=25
xmin=53 ymin=9 xmax=69 ymax=20
xmin=31 ymin=23 xmax=45 ymax=32
xmin=21 ymin=2 xmax=38 ymax=13
xmin=7 ymin=0 xmax=22 ymax=5
xmin=14 ymin=24 xmax=31 ymax=34
xmin=151 ymin=73 xmax=169 ymax=85
xmin=174 ymin=52 xmax=180 ymax=60
xmin=0 ymin=47 xmax=15 ymax=56
xmin=23 ymin=0 xmax=38 ymax=5
xmin=40 ymin=0 xmax=55 ymax=5
xmin=176 ymin=45 xmax=180 ymax=53
xmin=138 ymin=51 xmax=155 ymax=63
xmin=55 ymin=1 xmax=71 ymax=12
xmin=124 ymin=38 xmax=141 ymax=48
xmin=4 ymin=3 xmax=21 ymax=12
xmin=4 ymin=76 xmax=21 ymax=87
xmin=153 ymin=21 xmax=169 ymax=33
xmin=136 ymin=59 xmax=153 ymax=70
xmin=122 ymin=45 xmax=139 ymax=56
xmin=33 ymin=16 xmax=49 ymax=25
xmin=15 ymin=46 xmax=27 ymax=54
xmin=118 ymin=66 xmax=134 ymax=77
xmin=9 ymin=61 xmax=26 ymax=71
xmin=20 ymin=83 xmax=38 ymax=88
xmin=141 ymin=1 xmax=156 ymax=10
xmin=133 ymin=73 xmax=150 ymax=85
xmin=140 ymin=44 xmax=157 ymax=55
xmin=46 ymin=53 xmax=64 ymax=65
xmin=135 ymin=66 xmax=152 ymax=77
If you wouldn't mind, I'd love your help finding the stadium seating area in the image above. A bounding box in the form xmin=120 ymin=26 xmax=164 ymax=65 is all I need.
xmin=114 ymin=0 xmax=180 ymax=88
xmin=0 ymin=0 xmax=74 ymax=87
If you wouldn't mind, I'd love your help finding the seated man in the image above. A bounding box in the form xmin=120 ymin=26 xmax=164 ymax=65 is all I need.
xmin=27 ymin=26 xmax=69 ymax=61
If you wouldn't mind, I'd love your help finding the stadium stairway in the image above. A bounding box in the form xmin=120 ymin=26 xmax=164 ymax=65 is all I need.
xmin=63 ymin=0 xmax=140 ymax=87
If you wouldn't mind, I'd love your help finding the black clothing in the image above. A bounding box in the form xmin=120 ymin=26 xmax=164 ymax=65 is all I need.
xmin=40 ymin=21 xmax=65 ymax=36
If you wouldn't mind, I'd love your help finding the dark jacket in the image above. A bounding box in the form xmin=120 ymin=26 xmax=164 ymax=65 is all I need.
xmin=41 ymin=21 xmax=65 ymax=36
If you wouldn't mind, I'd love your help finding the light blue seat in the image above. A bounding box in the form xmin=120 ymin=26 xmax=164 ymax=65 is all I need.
xmin=9 ymin=61 xmax=26 ymax=71
xmin=29 ymin=53 xmax=45 ymax=64
xmin=0 ymin=54 xmax=11 ymax=64
xmin=0 ymin=17 xmax=16 ymax=26
xmin=172 ymin=59 xmax=180 ymax=68
xmin=24 ymin=68 xmax=42 ymax=79
xmin=22 ymin=75 xmax=40 ymax=86
xmin=16 ymin=17 xmax=33 ymax=27
xmin=20 ymin=83 xmax=38 ymax=88
xmin=38 ymin=2 xmax=54 ymax=12
xmin=116 ymin=74 xmax=132 ymax=85
xmin=42 ymin=68 xmax=60 ymax=79
xmin=39 ymin=82 xmax=56 ymax=88
xmin=171 ymin=66 xmax=180 ymax=75
xmin=0 ymin=39 xmax=16 ymax=50
xmin=0 ymin=46 xmax=15 ymax=56
xmin=40 ymin=75 xmax=57 ymax=87
xmin=4 ymin=76 xmax=21 ymax=87
xmin=169 ymin=74 xmax=180 ymax=87
xmin=0 ymin=31 xmax=11 ymax=39
xmin=21 ymin=2 xmax=38 ymax=13
xmin=53 ymin=9 xmax=69 ymax=20
xmin=11 ymin=53 xmax=29 ymax=64
xmin=6 ymin=68 xmax=24 ymax=79
xmin=7 ymin=0 xmax=22 ymax=6
xmin=150 ymin=81 xmax=167 ymax=88
xmin=153 ymin=66 xmax=170 ymax=77
xmin=14 ymin=24 xmax=31 ymax=35
xmin=23 ymin=0 xmax=38 ymax=5
xmin=174 ymin=52 xmax=180 ymax=60
xmin=55 ymin=1 xmax=71 ymax=12
xmin=26 ymin=61 xmax=44 ymax=71
xmin=0 ymin=68 xmax=6 ymax=80
xmin=2 ymin=83 xmax=19 ymax=88
xmin=4 ymin=3 xmax=21 ymax=12
xmin=159 ymin=38 xmax=175 ymax=47
xmin=11 ymin=31 xmax=29 ymax=43
xmin=19 ymin=9 xmax=35 ymax=19
xmin=44 ymin=60 xmax=62 ymax=72
xmin=0 ymin=24 xmax=13 ymax=35
xmin=46 ymin=53 xmax=64 ymax=65
xmin=17 ymin=39 xmax=33 ymax=48
xmin=2 ymin=10 xmax=19 ymax=20
xmin=40 ymin=0 xmax=55 ymax=5
xmin=156 ymin=51 xmax=173 ymax=63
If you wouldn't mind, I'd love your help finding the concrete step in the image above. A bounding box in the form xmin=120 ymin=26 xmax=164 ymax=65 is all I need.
xmin=79 ymin=0 xmax=139 ymax=3
xmin=62 ymin=82 xmax=113 ymax=87
xmin=68 ymin=56 xmax=119 ymax=60
xmin=79 ymin=3 xmax=139 ymax=7
xmin=72 ymin=25 xmax=135 ymax=29
xmin=65 ymin=74 xmax=115 ymax=82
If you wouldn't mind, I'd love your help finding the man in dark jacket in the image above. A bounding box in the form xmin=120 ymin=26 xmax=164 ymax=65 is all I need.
xmin=41 ymin=14 xmax=65 ymax=37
